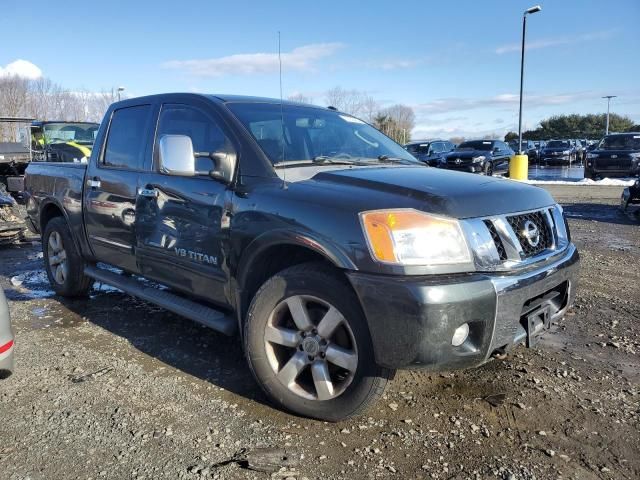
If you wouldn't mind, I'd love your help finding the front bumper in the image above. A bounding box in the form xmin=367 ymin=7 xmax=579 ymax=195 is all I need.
xmin=347 ymin=244 xmax=579 ymax=370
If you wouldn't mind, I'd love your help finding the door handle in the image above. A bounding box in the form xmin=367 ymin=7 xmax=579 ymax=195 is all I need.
xmin=88 ymin=177 xmax=101 ymax=189
xmin=138 ymin=187 xmax=158 ymax=199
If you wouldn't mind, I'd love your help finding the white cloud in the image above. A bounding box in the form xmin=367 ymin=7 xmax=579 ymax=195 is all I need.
xmin=163 ymin=43 xmax=344 ymax=77
xmin=495 ymin=30 xmax=615 ymax=54
xmin=413 ymin=91 xmax=598 ymax=115
xmin=0 ymin=59 xmax=42 ymax=79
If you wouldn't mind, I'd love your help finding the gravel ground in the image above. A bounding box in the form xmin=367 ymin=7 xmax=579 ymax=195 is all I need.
xmin=0 ymin=184 xmax=638 ymax=480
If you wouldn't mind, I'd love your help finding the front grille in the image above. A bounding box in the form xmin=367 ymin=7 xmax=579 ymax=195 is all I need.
xmin=506 ymin=211 xmax=552 ymax=257
xmin=484 ymin=220 xmax=507 ymax=260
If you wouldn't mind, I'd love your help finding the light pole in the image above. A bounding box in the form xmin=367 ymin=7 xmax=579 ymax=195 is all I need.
xmin=602 ymin=95 xmax=616 ymax=135
xmin=117 ymin=86 xmax=125 ymax=102
xmin=517 ymin=5 xmax=542 ymax=154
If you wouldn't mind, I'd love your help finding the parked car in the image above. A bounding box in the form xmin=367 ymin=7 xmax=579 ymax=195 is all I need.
xmin=621 ymin=178 xmax=640 ymax=213
xmin=0 ymin=285 xmax=14 ymax=379
xmin=31 ymin=121 xmax=100 ymax=164
xmin=571 ymin=139 xmax=586 ymax=163
xmin=443 ymin=140 xmax=514 ymax=175
xmin=539 ymin=140 xmax=578 ymax=165
xmin=25 ymin=93 xmax=579 ymax=421
xmin=508 ymin=140 xmax=538 ymax=162
xmin=404 ymin=140 xmax=455 ymax=167
xmin=585 ymin=133 xmax=640 ymax=179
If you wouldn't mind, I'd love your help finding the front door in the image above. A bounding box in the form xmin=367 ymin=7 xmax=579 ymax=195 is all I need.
xmin=135 ymin=103 xmax=236 ymax=307
xmin=84 ymin=104 xmax=155 ymax=272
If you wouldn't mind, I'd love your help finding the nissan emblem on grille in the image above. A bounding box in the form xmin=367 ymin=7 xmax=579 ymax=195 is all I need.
xmin=522 ymin=220 xmax=540 ymax=247
xmin=455 ymin=158 xmax=461 ymax=164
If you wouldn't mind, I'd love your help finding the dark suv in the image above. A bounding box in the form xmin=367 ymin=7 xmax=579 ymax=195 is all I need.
xmin=509 ymin=140 xmax=539 ymax=163
xmin=540 ymin=140 xmax=578 ymax=165
xmin=444 ymin=140 xmax=514 ymax=176
xmin=585 ymin=133 xmax=640 ymax=179
xmin=404 ymin=140 xmax=455 ymax=167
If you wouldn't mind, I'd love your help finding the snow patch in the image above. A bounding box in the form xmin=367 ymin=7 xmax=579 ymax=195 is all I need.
xmin=517 ymin=177 xmax=636 ymax=186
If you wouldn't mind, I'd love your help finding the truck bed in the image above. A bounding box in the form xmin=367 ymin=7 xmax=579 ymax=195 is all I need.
xmin=24 ymin=162 xmax=87 ymax=235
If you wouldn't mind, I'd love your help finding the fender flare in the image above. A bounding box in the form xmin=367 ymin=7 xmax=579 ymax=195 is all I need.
xmin=39 ymin=198 xmax=83 ymax=254
xmin=235 ymin=228 xmax=358 ymax=290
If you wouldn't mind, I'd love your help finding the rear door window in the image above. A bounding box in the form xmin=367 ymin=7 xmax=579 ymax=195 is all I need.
xmin=103 ymin=105 xmax=152 ymax=170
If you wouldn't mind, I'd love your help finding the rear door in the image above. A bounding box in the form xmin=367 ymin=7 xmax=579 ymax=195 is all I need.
xmin=84 ymin=104 xmax=155 ymax=272
xmin=134 ymin=102 xmax=236 ymax=307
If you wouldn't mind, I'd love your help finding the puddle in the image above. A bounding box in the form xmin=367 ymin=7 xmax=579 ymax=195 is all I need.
xmin=8 ymin=270 xmax=55 ymax=299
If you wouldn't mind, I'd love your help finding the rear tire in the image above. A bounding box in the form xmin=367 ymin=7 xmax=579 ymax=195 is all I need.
xmin=244 ymin=262 xmax=394 ymax=421
xmin=43 ymin=217 xmax=93 ymax=297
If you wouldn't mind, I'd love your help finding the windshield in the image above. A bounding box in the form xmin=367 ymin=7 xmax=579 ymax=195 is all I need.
xmin=43 ymin=123 xmax=99 ymax=144
xmin=456 ymin=140 xmax=494 ymax=151
xmin=598 ymin=134 xmax=640 ymax=151
xmin=226 ymin=103 xmax=418 ymax=166
xmin=405 ymin=143 xmax=430 ymax=155
xmin=546 ymin=140 xmax=570 ymax=148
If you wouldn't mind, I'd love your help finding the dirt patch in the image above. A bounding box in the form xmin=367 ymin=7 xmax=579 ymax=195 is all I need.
xmin=0 ymin=185 xmax=638 ymax=479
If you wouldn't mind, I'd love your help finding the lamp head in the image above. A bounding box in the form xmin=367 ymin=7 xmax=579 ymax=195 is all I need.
xmin=525 ymin=5 xmax=542 ymax=15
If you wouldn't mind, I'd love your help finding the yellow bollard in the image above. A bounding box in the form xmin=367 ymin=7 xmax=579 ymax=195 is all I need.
xmin=509 ymin=154 xmax=529 ymax=180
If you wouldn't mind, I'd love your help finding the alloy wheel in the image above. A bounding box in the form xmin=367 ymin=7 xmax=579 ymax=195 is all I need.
xmin=264 ymin=295 xmax=358 ymax=401
xmin=47 ymin=231 xmax=68 ymax=285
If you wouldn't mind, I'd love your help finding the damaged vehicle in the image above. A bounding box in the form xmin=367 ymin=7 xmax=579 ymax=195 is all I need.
xmin=0 ymin=117 xmax=31 ymax=244
xmin=621 ymin=177 xmax=640 ymax=214
xmin=25 ymin=94 xmax=579 ymax=421
xmin=0 ymin=188 xmax=26 ymax=245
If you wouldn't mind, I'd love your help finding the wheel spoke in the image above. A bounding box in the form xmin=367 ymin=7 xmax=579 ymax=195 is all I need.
xmin=325 ymin=344 xmax=358 ymax=372
xmin=54 ymin=265 xmax=64 ymax=284
xmin=286 ymin=296 xmax=313 ymax=331
xmin=276 ymin=351 xmax=308 ymax=387
xmin=49 ymin=233 xmax=58 ymax=251
xmin=311 ymin=361 xmax=334 ymax=401
xmin=316 ymin=307 xmax=343 ymax=338
xmin=264 ymin=324 xmax=299 ymax=347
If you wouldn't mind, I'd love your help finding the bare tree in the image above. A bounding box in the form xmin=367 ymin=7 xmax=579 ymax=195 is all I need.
xmin=0 ymin=75 xmax=122 ymax=129
xmin=373 ymin=104 xmax=415 ymax=144
xmin=324 ymin=87 xmax=377 ymax=121
xmin=287 ymin=93 xmax=314 ymax=105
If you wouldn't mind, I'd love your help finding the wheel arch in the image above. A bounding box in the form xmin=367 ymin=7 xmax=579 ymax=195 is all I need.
xmin=234 ymin=230 xmax=358 ymax=333
xmin=39 ymin=200 xmax=82 ymax=254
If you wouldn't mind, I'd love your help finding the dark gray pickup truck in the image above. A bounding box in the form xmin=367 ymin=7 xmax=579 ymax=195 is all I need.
xmin=25 ymin=93 xmax=579 ymax=420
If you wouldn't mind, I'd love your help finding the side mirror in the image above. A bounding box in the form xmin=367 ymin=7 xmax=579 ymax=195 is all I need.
xmin=158 ymin=134 xmax=196 ymax=176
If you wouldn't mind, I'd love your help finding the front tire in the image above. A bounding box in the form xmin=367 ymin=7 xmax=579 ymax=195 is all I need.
xmin=43 ymin=217 xmax=93 ymax=296
xmin=244 ymin=263 xmax=394 ymax=421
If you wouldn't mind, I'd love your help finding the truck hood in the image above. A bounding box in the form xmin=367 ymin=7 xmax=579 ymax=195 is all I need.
xmin=312 ymin=166 xmax=555 ymax=219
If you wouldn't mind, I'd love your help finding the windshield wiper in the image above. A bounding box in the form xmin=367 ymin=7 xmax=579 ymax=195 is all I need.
xmin=273 ymin=157 xmax=369 ymax=168
xmin=376 ymin=155 xmax=417 ymax=165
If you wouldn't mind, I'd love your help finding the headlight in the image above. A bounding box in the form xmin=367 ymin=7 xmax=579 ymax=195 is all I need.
xmin=359 ymin=209 xmax=472 ymax=266
xmin=586 ymin=153 xmax=598 ymax=159
xmin=562 ymin=150 xmax=571 ymax=155
xmin=472 ymin=155 xmax=486 ymax=163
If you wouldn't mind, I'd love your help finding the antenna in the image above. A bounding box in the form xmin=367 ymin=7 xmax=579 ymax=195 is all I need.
xmin=278 ymin=31 xmax=287 ymax=189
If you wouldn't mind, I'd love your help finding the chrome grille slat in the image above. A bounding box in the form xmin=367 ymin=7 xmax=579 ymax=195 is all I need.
xmin=464 ymin=206 xmax=568 ymax=272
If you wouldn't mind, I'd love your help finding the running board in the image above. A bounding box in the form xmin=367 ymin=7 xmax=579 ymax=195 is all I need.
xmin=84 ymin=265 xmax=236 ymax=336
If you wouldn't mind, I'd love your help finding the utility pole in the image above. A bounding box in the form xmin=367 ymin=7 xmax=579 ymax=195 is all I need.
xmin=602 ymin=95 xmax=616 ymax=135
xmin=517 ymin=5 xmax=542 ymax=154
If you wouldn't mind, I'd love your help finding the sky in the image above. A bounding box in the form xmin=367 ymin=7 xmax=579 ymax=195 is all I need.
xmin=1 ymin=0 xmax=639 ymax=139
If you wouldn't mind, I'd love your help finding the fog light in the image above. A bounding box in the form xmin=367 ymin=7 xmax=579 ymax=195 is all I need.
xmin=451 ymin=323 xmax=469 ymax=347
